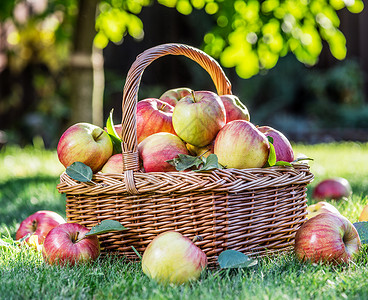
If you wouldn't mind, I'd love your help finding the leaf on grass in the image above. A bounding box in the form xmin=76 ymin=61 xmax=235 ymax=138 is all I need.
xmin=66 ymin=162 xmax=93 ymax=182
xmin=86 ymin=220 xmax=127 ymax=236
xmin=218 ymin=249 xmax=258 ymax=269
xmin=195 ymin=154 xmax=223 ymax=172
xmin=106 ymin=109 xmax=122 ymax=154
xmin=166 ymin=154 xmax=203 ymax=171
xmin=353 ymin=221 xmax=368 ymax=244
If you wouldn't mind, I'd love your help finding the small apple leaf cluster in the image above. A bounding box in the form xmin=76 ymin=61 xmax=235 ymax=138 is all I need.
xmin=166 ymin=153 xmax=224 ymax=172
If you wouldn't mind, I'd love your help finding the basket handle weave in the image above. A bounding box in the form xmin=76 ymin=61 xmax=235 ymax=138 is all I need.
xmin=120 ymin=43 xmax=232 ymax=193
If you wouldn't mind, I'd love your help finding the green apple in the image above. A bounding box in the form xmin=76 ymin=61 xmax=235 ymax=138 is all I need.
xmin=172 ymin=91 xmax=226 ymax=147
xmin=214 ymin=120 xmax=270 ymax=169
xmin=142 ymin=231 xmax=208 ymax=285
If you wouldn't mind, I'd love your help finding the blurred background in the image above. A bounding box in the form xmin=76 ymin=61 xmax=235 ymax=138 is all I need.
xmin=0 ymin=0 xmax=367 ymax=149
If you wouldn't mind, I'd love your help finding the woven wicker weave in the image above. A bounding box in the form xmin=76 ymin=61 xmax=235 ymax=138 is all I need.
xmin=57 ymin=43 xmax=314 ymax=264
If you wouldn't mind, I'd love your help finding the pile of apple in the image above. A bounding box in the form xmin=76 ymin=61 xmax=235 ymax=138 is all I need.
xmin=57 ymin=87 xmax=295 ymax=175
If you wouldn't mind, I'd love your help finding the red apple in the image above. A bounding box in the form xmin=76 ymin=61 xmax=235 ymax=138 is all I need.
xmin=142 ymin=231 xmax=208 ymax=285
xmin=257 ymin=126 xmax=294 ymax=162
xmin=220 ymin=95 xmax=250 ymax=123
xmin=16 ymin=210 xmax=66 ymax=246
xmin=294 ymin=213 xmax=361 ymax=264
xmin=159 ymin=87 xmax=192 ymax=107
xmin=312 ymin=178 xmax=352 ymax=200
xmin=172 ymin=91 xmax=226 ymax=147
xmin=57 ymin=122 xmax=113 ymax=172
xmin=42 ymin=223 xmax=100 ymax=266
xmin=137 ymin=98 xmax=176 ymax=144
xmin=100 ymin=154 xmax=123 ymax=173
xmin=306 ymin=201 xmax=340 ymax=219
xmin=214 ymin=120 xmax=270 ymax=169
xmin=138 ymin=132 xmax=189 ymax=172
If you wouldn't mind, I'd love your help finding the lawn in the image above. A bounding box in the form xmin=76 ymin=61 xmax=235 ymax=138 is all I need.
xmin=1 ymin=142 xmax=368 ymax=299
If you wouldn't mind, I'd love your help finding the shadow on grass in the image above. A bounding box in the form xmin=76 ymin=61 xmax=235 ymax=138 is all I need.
xmin=0 ymin=176 xmax=66 ymax=233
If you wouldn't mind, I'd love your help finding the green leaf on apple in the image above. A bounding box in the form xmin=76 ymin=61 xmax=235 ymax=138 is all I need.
xmin=264 ymin=136 xmax=277 ymax=167
xmin=166 ymin=154 xmax=203 ymax=171
xmin=106 ymin=109 xmax=122 ymax=154
xmin=353 ymin=221 xmax=368 ymax=244
xmin=218 ymin=249 xmax=257 ymax=269
xmin=195 ymin=154 xmax=224 ymax=172
xmin=274 ymin=161 xmax=293 ymax=167
xmin=66 ymin=162 xmax=93 ymax=183
xmin=85 ymin=220 xmax=127 ymax=237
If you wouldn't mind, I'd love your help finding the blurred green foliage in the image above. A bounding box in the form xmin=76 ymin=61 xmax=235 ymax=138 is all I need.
xmin=94 ymin=0 xmax=364 ymax=78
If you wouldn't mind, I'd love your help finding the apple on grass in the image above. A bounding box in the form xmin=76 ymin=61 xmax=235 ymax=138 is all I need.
xmin=214 ymin=120 xmax=270 ymax=169
xmin=220 ymin=95 xmax=250 ymax=123
xmin=138 ymin=132 xmax=189 ymax=172
xmin=257 ymin=126 xmax=294 ymax=162
xmin=159 ymin=87 xmax=192 ymax=107
xmin=57 ymin=122 xmax=113 ymax=173
xmin=294 ymin=212 xmax=361 ymax=264
xmin=172 ymin=91 xmax=226 ymax=147
xmin=359 ymin=204 xmax=368 ymax=221
xmin=16 ymin=210 xmax=66 ymax=248
xmin=137 ymin=98 xmax=176 ymax=144
xmin=306 ymin=201 xmax=340 ymax=219
xmin=142 ymin=231 xmax=208 ymax=285
xmin=42 ymin=223 xmax=100 ymax=266
xmin=312 ymin=177 xmax=352 ymax=201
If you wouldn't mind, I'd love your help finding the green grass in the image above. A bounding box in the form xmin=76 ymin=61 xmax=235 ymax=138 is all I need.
xmin=1 ymin=142 xmax=368 ymax=300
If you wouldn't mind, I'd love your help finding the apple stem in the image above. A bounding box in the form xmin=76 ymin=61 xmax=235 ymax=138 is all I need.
xmin=31 ymin=220 xmax=37 ymax=232
xmin=95 ymin=131 xmax=104 ymax=140
xmin=191 ymin=90 xmax=196 ymax=103
xmin=192 ymin=235 xmax=203 ymax=243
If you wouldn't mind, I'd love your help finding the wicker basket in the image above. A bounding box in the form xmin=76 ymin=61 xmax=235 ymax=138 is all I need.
xmin=57 ymin=43 xmax=314 ymax=265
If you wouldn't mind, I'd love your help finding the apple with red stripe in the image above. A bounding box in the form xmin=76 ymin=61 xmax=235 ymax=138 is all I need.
xmin=294 ymin=212 xmax=361 ymax=264
xmin=16 ymin=210 xmax=66 ymax=247
xmin=57 ymin=123 xmax=113 ymax=173
xmin=137 ymin=98 xmax=176 ymax=144
xmin=159 ymin=87 xmax=192 ymax=107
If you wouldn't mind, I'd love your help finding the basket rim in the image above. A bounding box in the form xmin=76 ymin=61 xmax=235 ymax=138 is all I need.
xmin=57 ymin=162 xmax=314 ymax=196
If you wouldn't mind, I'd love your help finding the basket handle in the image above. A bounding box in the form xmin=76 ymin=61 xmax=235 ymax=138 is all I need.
xmin=120 ymin=43 xmax=232 ymax=187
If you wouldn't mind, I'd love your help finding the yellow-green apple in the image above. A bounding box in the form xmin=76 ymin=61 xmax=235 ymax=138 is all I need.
xmin=57 ymin=123 xmax=113 ymax=172
xmin=186 ymin=141 xmax=214 ymax=158
xmin=100 ymin=154 xmax=123 ymax=173
xmin=138 ymin=132 xmax=189 ymax=172
xmin=159 ymin=87 xmax=192 ymax=107
xmin=306 ymin=201 xmax=340 ymax=219
xmin=42 ymin=223 xmax=100 ymax=266
xmin=358 ymin=204 xmax=368 ymax=221
xmin=172 ymin=91 xmax=226 ymax=147
xmin=142 ymin=231 xmax=208 ymax=285
xmin=16 ymin=210 xmax=66 ymax=247
xmin=312 ymin=178 xmax=352 ymax=200
xmin=257 ymin=126 xmax=294 ymax=162
xmin=214 ymin=120 xmax=270 ymax=169
xmin=294 ymin=212 xmax=361 ymax=264
xmin=220 ymin=95 xmax=250 ymax=123
xmin=137 ymin=98 xmax=176 ymax=144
